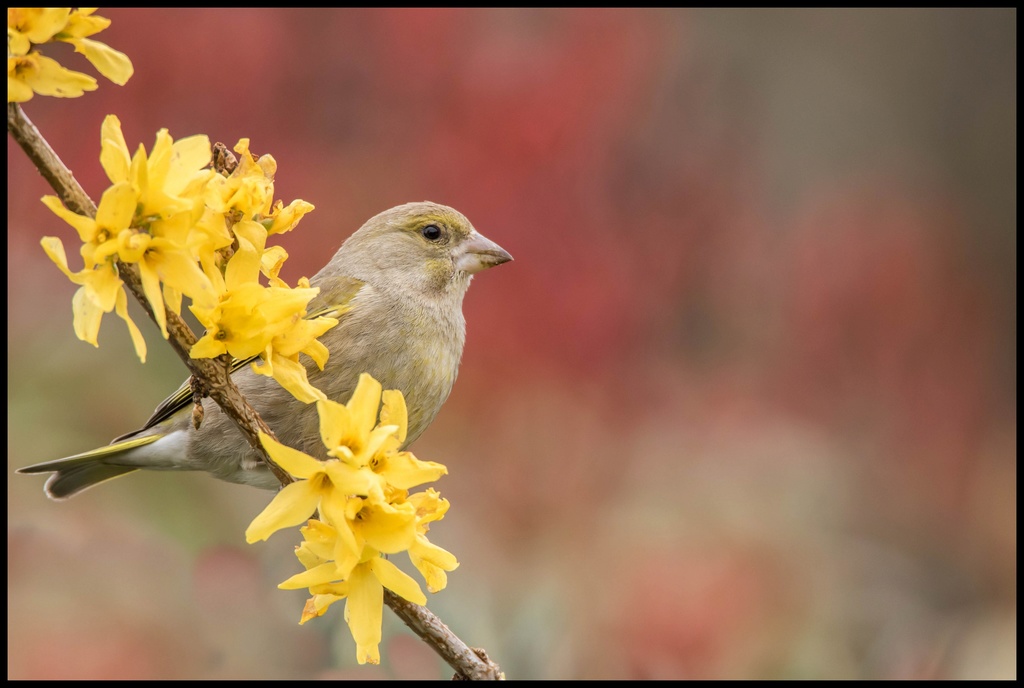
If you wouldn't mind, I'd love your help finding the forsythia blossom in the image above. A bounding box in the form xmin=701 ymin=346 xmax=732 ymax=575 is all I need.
xmin=8 ymin=8 xmax=133 ymax=102
xmin=41 ymin=115 xmax=329 ymax=402
xmin=245 ymin=373 xmax=459 ymax=665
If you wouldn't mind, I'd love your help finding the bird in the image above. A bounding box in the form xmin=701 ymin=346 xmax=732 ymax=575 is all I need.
xmin=18 ymin=201 xmax=512 ymax=499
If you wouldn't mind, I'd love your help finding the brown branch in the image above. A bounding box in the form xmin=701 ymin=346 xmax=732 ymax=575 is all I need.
xmin=384 ymin=590 xmax=504 ymax=680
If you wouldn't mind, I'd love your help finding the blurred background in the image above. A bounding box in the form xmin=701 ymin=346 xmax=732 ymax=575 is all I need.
xmin=7 ymin=8 xmax=1015 ymax=680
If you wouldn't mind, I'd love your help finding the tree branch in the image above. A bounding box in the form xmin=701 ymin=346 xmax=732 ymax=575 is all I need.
xmin=384 ymin=590 xmax=504 ymax=680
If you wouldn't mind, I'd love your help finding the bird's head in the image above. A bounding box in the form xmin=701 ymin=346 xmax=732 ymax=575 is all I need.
xmin=331 ymin=201 xmax=512 ymax=297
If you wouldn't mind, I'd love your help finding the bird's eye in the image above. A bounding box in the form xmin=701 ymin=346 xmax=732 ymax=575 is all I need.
xmin=421 ymin=224 xmax=443 ymax=242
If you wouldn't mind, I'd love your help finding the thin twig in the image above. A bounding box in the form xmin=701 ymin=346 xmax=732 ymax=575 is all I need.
xmin=384 ymin=590 xmax=504 ymax=680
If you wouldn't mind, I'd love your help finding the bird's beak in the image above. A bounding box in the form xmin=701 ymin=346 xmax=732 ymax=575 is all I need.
xmin=455 ymin=231 xmax=513 ymax=274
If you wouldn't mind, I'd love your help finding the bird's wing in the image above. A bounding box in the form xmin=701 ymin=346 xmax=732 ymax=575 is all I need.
xmin=113 ymin=275 xmax=366 ymax=441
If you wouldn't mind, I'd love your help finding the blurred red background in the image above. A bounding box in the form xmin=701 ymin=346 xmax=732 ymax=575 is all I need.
xmin=7 ymin=8 xmax=1015 ymax=680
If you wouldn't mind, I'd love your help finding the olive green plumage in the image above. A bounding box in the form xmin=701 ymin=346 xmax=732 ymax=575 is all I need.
xmin=19 ymin=201 xmax=512 ymax=499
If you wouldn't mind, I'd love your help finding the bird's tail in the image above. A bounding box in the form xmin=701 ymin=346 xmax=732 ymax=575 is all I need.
xmin=17 ymin=434 xmax=163 ymax=500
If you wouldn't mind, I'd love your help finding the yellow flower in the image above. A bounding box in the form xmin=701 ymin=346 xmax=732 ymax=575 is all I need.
xmin=301 ymin=552 xmax=425 ymax=667
xmin=56 ymin=8 xmax=134 ymax=86
xmin=80 ymin=115 xmax=217 ymax=338
xmin=190 ymin=228 xmax=338 ymax=401
xmin=342 ymin=498 xmax=419 ymax=576
xmin=249 ymin=305 xmax=339 ymax=403
xmin=41 ymin=183 xmax=135 ymax=266
xmin=278 ymin=521 xmax=427 ymax=666
xmin=308 ymin=375 xmax=446 ymax=572
xmin=245 ymin=375 xmax=456 ymax=665
xmin=355 ymin=385 xmax=449 ymax=488
xmin=314 ymin=375 xmax=443 ymax=485
xmin=317 ymin=373 xmax=395 ymax=464
xmin=8 ymin=51 xmax=96 ymax=102
xmin=369 ymin=449 xmax=448 ymax=491
xmin=275 ymin=498 xmax=418 ymax=584
xmin=40 ymin=184 xmax=148 ymax=361
xmin=99 ymin=115 xmax=213 ymax=223
xmin=7 ymin=8 xmax=132 ymax=102
xmin=295 ymin=556 xmax=427 ymax=665
xmin=189 ymin=227 xmax=276 ymax=359
xmin=188 ymin=282 xmax=269 ymax=359
xmin=204 ymin=139 xmax=276 ymax=219
xmin=40 ymin=236 xmax=146 ymax=362
xmin=293 ymin=519 xmax=337 ymax=570
xmin=190 ymin=219 xmax=338 ymax=400
xmin=260 ymin=245 xmax=289 ymax=281
xmin=188 ymin=205 xmax=236 ymax=278
xmin=266 ymin=199 xmax=315 ymax=235
xmin=7 ymin=8 xmax=72 ymax=56
xmin=132 ymin=130 xmax=212 ymax=222
xmin=244 ymin=435 xmax=378 ymax=545
xmin=123 ymin=212 xmax=217 ymax=338
xmin=40 ymin=139 xmax=218 ymax=351
xmin=408 ymin=489 xmax=459 ymax=593
xmin=339 ymin=555 xmax=427 ymax=665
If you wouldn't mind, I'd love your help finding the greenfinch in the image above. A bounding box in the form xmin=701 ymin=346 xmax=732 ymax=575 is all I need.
xmin=19 ymin=201 xmax=512 ymax=498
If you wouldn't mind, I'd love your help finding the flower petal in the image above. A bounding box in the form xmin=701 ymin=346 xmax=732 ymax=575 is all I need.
xmin=137 ymin=258 xmax=167 ymax=338
xmin=99 ymin=115 xmax=131 ymax=183
xmin=7 ymin=71 xmax=34 ymax=102
xmin=21 ymin=53 xmax=97 ymax=98
xmin=411 ymin=535 xmax=459 ymax=571
xmin=259 ymin=432 xmax=329 ymax=480
xmin=224 ymin=235 xmax=261 ymax=290
xmin=379 ymin=390 xmax=408 ymax=445
xmin=317 ymin=398 xmax=352 ymax=457
xmin=358 ymin=501 xmax=417 ymax=554
xmin=40 ymin=236 xmax=81 ymax=281
xmin=345 ymin=563 xmax=383 ymax=665
xmin=244 ymin=478 xmax=320 ymax=543
xmin=114 ymin=287 xmax=147 ymax=362
xmin=299 ymin=593 xmax=344 ymax=625
xmin=147 ymin=239 xmax=216 ymax=309
xmin=166 ymin=135 xmax=212 ymax=195
xmin=302 ymin=337 xmax=330 ymax=371
xmin=268 ymin=199 xmax=315 ymax=235
xmin=95 ymin=182 xmax=137 ymax=233
xmin=260 ymin=353 xmax=326 ymax=404
xmin=323 ymin=458 xmax=379 ymax=497
xmin=71 ymin=287 xmax=102 ymax=347
xmin=369 ymin=556 xmax=426 ymax=605
xmin=347 ymin=373 xmax=383 ymax=439
xmin=68 ymin=36 xmax=133 ymax=85
xmin=189 ymin=331 xmax=226 ymax=359
xmin=41 ymin=195 xmax=98 ymax=244
xmin=377 ymin=451 xmax=448 ymax=490
xmin=278 ymin=561 xmax=341 ymax=590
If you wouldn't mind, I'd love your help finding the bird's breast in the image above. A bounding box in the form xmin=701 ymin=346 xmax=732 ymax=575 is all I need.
xmin=312 ymin=285 xmax=466 ymax=447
